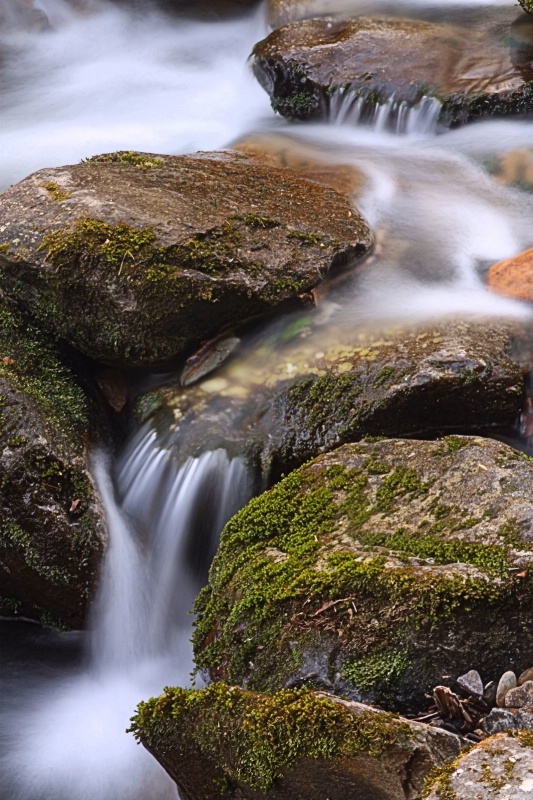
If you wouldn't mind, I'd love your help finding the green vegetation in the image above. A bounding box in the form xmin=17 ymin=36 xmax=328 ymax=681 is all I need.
xmin=193 ymin=446 xmax=525 ymax=691
xmin=343 ymin=649 xmax=411 ymax=692
xmin=41 ymin=181 xmax=71 ymax=202
xmin=271 ymin=91 xmax=320 ymax=119
xmin=84 ymin=151 xmax=163 ymax=170
xmin=129 ymin=683 xmax=411 ymax=793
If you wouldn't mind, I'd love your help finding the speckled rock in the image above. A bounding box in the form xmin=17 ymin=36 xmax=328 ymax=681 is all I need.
xmin=457 ymin=670 xmax=484 ymax=698
xmin=0 ymin=150 xmax=372 ymax=370
xmin=193 ymin=437 xmax=533 ymax=711
xmin=252 ymin=12 xmax=533 ymax=126
xmin=497 ymin=671 xmax=518 ymax=707
xmin=483 ymin=707 xmax=533 ymax=735
xmin=425 ymin=732 xmax=533 ymax=800
xmin=141 ymin=319 xmax=528 ymax=479
xmin=488 ymin=247 xmax=533 ymax=303
xmin=129 ymin=684 xmax=462 ymax=800
xmin=505 ymin=681 xmax=533 ymax=708
xmin=0 ymin=300 xmax=106 ymax=629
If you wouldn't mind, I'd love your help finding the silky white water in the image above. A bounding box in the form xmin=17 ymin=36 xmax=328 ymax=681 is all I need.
xmin=1 ymin=0 xmax=533 ymax=797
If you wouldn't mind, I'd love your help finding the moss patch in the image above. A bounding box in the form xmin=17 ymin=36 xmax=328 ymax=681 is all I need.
xmin=129 ymin=683 xmax=411 ymax=794
xmin=84 ymin=150 xmax=163 ymax=170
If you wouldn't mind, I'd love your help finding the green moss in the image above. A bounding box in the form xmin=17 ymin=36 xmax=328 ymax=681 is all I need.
xmin=287 ymin=230 xmax=329 ymax=247
xmin=0 ymin=243 xmax=10 ymax=254
xmin=271 ymin=91 xmax=321 ymax=119
xmin=373 ymin=365 xmax=397 ymax=386
xmin=193 ymin=456 xmax=518 ymax=688
xmin=0 ymin=302 xmax=90 ymax=442
xmin=238 ymin=213 xmax=280 ymax=229
xmin=129 ymin=684 xmax=411 ymax=793
xmin=0 ymin=520 xmax=71 ymax=586
xmin=41 ymin=181 xmax=71 ymax=202
xmin=84 ymin=151 xmax=163 ymax=170
xmin=343 ymin=648 xmax=411 ymax=692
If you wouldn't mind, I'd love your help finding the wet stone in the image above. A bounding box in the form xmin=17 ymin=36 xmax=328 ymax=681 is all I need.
xmin=505 ymin=680 xmax=533 ymax=708
xmin=496 ymin=671 xmax=517 ymax=708
xmin=252 ymin=10 xmax=533 ymax=127
xmin=457 ymin=670 xmax=483 ymax=697
xmin=487 ymin=246 xmax=533 ymax=303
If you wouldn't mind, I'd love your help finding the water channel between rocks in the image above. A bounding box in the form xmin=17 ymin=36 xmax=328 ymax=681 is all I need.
xmin=1 ymin=0 xmax=533 ymax=798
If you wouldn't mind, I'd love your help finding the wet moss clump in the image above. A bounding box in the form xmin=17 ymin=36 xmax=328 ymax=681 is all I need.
xmin=84 ymin=150 xmax=163 ymax=170
xmin=41 ymin=181 xmax=71 ymax=202
xmin=129 ymin=683 xmax=411 ymax=794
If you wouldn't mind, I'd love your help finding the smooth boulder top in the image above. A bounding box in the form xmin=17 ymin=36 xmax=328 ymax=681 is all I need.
xmin=130 ymin=684 xmax=462 ymax=800
xmin=0 ymin=150 xmax=372 ymax=369
xmin=252 ymin=12 xmax=533 ymax=125
xmin=193 ymin=436 xmax=533 ymax=710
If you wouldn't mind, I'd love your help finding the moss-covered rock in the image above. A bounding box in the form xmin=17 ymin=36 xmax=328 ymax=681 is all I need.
xmin=139 ymin=319 xmax=528 ymax=479
xmin=0 ymin=300 xmax=106 ymax=628
xmin=193 ymin=437 xmax=533 ymax=710
xmin=520 ymin=0 xmax=533 ymax=15
xmin=0 ymin=150 xmax=372 ymax=370
xmin=423 ymin=731 xmax=533 ymax=799
xmin=129 ymin=683 xmax=462 ymax=800
xmin=252 ymin=12 xmax=533 ymax=127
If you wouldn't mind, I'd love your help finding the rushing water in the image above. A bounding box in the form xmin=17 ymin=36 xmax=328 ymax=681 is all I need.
xmin=1 ymin=0 xmax=533 ymax=798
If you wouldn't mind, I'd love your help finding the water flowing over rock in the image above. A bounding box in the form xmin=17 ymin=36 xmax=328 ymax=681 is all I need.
xmin=251 ymin=12 xmax=533 ymax=127
xmin=130 ymin=684 xmax=462 ymax=800
xmin=139 ymin=319 xmax=528 ymax=478
xmin=424 ymin=732 xmax=533 ymax=799
xmin=193 ymin=436 xmax=533 ymax=710
xmin=0 ymin=150 xmax=372 ymax=370
xmin=0 ymin=300 xmax=106 ymax=628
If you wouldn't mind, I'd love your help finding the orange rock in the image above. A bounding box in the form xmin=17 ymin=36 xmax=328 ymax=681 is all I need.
xmin=487 ymin=247 xmax=533 ymax=302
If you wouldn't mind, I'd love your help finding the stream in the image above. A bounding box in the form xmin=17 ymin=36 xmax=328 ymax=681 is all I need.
xmin=1 ymin=0 xmax=533 ymax=798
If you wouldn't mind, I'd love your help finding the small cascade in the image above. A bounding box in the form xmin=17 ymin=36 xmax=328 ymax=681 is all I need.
xmin=329 ymin=87 xmax=442 ymax=135
xmin=0 ymin=431 xmax=253 ymax=800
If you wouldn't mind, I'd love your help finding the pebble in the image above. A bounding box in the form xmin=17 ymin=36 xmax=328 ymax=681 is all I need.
xmin=518 ymin=667 xmax=533 ymax=686
xmin=496 ymin=671 xmax=517 ymax=708
xmin=483 ymin=681 xmax=497 ymax=706
xmin=505 ymin=680 xmax=533 ymax=708
xmin=457 ymin=669 xmax=484 ymax=697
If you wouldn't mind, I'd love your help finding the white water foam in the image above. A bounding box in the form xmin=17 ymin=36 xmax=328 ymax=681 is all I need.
xmin=329 ymin=88 xmax=442 ymax=135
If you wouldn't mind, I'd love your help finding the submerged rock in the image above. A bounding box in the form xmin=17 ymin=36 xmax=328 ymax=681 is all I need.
xmin=0 ymin=150 xmax=372 ymax=370
xmin=129 ymin=684 xmax=462 ymax=800
xmin=252 ymin=12 xmax=533 ymax=127
xmin=487 ymin=247 xmax=533 ymax=303
xmin=193 ymin=437 xmax=533 ymax=710
xmin=141 ymin=319 xmax=528 ymax=478
xmin=232 ymin=132 xmax=366 ymax=198
xmin=424 ymin=732 xmax=533 ymax=799
xmin=0 ymin=301 xmax=106 ymax=628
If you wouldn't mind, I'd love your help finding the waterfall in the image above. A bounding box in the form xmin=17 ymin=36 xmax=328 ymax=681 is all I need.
xmin=329 ymin=88 xmax=443 ymax=135
xmin=0 ymin=431 xmax=253 ymax=800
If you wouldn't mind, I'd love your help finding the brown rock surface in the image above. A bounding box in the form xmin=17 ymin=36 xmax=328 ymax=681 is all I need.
xmin=0 ymin=150 xmax=372 ymax=370
xmin=505 ymin=681 xmax=533 ymax=708
xmin=487 ymin=247 xmax=533 ymax=303
xmin=252 ymin=12 xmax=533 ymax=126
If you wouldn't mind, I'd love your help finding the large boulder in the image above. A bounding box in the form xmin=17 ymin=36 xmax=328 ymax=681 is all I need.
xmin=0 ymin=301 xmax=106 ymax=628
xmin=251 ymin=12 xmax=533 ymax=126
xmin=138 ymin=319 xmax=528 ymax=479
xmin=424 ymin=732 xmax=533 ymax=799
xmin=0 ymin=150 xmax=372 ymax=370
xmin=129 ymin=684 xmax=462 ymax=800
xmin=193 ymin=437 xmax=533 ymax=711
